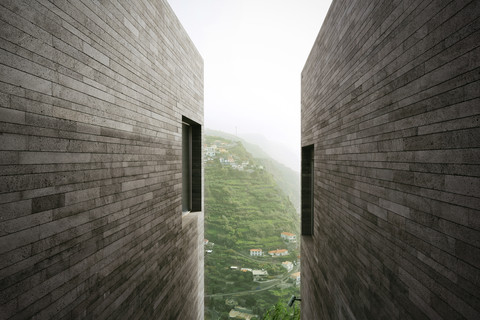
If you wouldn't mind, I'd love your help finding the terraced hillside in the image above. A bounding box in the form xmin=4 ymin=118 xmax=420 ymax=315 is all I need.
xmin=204 ymin=135 xmax=300 ymax=319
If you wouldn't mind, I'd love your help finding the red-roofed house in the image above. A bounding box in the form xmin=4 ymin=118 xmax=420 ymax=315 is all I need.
xmin=268 ymin=249 xmax=289 ymax=257
xmin=250 ymin=249 xmax=263 ymax=256
xmin=282 ymin=261 xmax=294 ymax=272
xmin=281 ymin=232 xmax=297 ymax=242
xmin=290 ymin=272 xmax=301 ymax=285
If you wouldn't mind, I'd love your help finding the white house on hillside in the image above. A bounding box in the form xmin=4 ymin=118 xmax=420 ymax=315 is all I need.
xmin=252 ymin=269 xmax=268 ymax=281
xmin=250 ymin=249 xmax=263 ymax=256
xmin=282 ymin=261 xmax=294 ymax=272
xmin=205 ymin=145 xmax=217 ymax=157
xmin=290 ymin=272 xmax=301 ymax=286
xmin=281 ymin=232 xmax=297 ymax=242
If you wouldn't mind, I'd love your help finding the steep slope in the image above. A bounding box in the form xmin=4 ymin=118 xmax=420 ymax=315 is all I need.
xmin=205 ymin=129 xmax=300 ymax=213
xmin=204 ymin=135 xmax=300 ymax=318
xmin=204 ymin=136 xmax=299 ymax=250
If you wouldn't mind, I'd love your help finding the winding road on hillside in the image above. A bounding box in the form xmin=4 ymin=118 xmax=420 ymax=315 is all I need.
xmin=205 ymin=264 xmax=299 ymax=298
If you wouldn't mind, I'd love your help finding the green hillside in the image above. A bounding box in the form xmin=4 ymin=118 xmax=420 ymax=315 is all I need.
xmin=204 ymin=135 xmax=300 ymax=319
xmin=256 ymin=157 xmax=300 ymax=214
xmin=204 ymin=128 xmax=300 ymax=213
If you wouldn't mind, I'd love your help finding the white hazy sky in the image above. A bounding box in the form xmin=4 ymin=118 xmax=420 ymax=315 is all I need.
xmin=168 ymin=0 xmax=332 ymax=169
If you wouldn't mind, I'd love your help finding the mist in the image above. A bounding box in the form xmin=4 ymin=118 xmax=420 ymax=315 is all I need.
xmin=168 ymin=0 xmax=332 ymax=169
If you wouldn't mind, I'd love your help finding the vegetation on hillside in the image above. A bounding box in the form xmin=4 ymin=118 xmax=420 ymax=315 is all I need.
xmin=262 ymin=301 xmax=300 ymax=320
xmin=204 ymin=129 xmax=300 ymax=212
xmin=204 ymin=135 xmax=300 ymax=319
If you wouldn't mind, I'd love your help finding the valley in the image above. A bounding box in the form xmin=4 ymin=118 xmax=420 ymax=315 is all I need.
xmin=204 ymin=135 xmax=301 ymax=319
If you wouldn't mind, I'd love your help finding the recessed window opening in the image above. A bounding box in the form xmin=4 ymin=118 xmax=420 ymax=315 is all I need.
xmin=182 ymin=116 xmax=201 ymax=214
xmin=301 ymin=144 xmax=314 ymax=235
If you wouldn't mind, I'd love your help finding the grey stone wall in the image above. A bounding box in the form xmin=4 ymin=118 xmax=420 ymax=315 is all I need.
xmin=301 ymin=0 xmax=479 ymax=319
xmin=0 ymin=0 xmax=204 ymax=319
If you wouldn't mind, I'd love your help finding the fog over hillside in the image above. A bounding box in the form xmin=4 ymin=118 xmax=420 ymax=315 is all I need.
xmin=205 ymin=128 xmax=300 ymax=213
xmin=205 ymin=129 xmax=299 ymax=173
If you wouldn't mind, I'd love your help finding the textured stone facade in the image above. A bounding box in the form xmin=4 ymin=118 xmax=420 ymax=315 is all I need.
xmin=0 ymin=0 xmax=203 ymax=319
xmin=301 ymin=0 xmax=479 ymax=319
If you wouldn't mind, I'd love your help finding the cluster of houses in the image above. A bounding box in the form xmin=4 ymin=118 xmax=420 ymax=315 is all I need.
xmin=230 ymin=263 xmax=299 ymax=285
xmin=249 ymin=248 xmax=290 ymax=257
xmin=244 ymin=231 xmax=301 ymax=285
xmin=205 ymin=145 xmax=218 ymax=158
xmin=204 ymin=141 xmax=257 ymax=171
xmin=220 ymin=158 xmax=251 ymax=171
xmin=249 ymin=232 xmax=297 ymax=257
xmin=228 ymin=230 xmax=301 ymax=289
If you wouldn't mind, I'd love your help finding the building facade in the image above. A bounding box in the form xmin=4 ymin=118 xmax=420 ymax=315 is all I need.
xmin=0 ymin=0 xmax=204 ymax=319
xmin=290 ymin=272 xmax=301 ymax=286
xmin=301 ymin=0 xmax=480 ymax=319
xmin=282 ymin=261 xmax=294 ymax=272
xmin=281 ymin=231 xmax=297 ymax=242
xmin=268 ymin=249 xmax=289 ymax=257
xmin=250 ymin=248 xmax=263 ymax=256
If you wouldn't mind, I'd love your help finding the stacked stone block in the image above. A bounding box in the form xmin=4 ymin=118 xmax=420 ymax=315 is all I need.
xmin=301 ymin=0 xmax=479 ymax=319
xmin=0 ymin=0 xmax=203 ymax=319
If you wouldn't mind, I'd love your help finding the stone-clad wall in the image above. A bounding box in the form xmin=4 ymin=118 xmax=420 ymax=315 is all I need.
xmin=301 ymin=0 xmax=479 ymax=319
xmin=0 ymin=0 xmax=203 ymax=319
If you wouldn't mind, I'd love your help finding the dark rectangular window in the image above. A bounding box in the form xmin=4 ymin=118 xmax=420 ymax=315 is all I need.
xmin=301 ymin=145 xmax=314 ymax=235
xmin=182 ymin=116 xmax=201 ymax=214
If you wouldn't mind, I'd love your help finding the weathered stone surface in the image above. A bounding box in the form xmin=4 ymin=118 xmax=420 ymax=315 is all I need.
xmin=301 ymin=0 xmax=480 ymax=319
xmin=0 ymin=0 xmax=204 ymax=319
